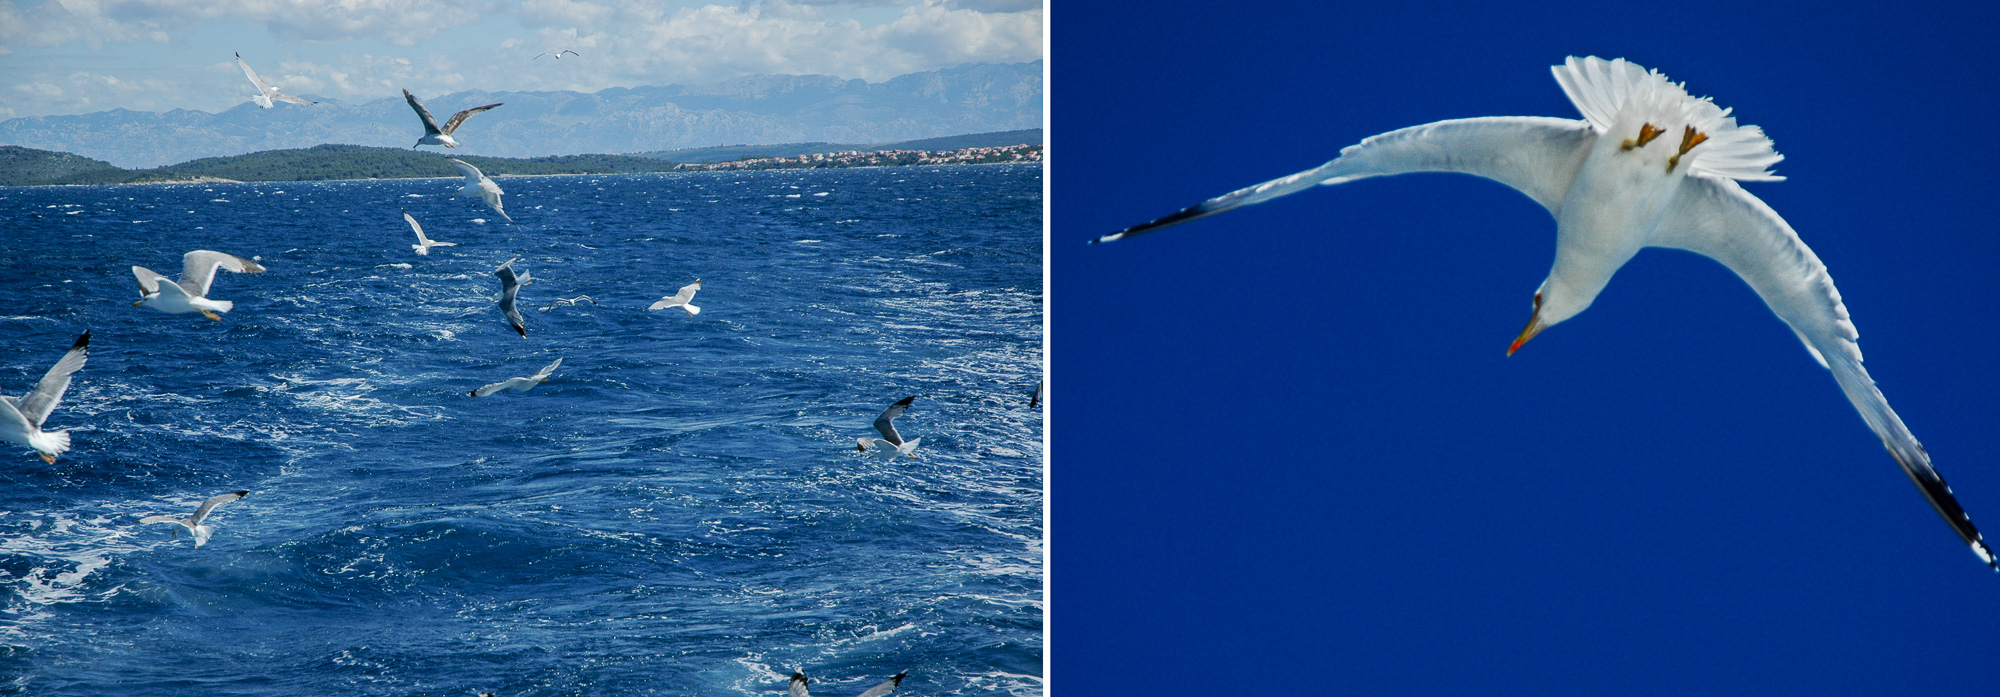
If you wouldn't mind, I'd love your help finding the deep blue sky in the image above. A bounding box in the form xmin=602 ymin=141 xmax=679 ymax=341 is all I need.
xmin=1053 ymin=1 xmax=2000 ymax=693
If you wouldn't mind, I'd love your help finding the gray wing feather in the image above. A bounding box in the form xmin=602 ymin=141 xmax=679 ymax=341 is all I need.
xmin=132 ymin=265 xmax=169 ymax=296
xmin=179 ymin=250 xmax=265 ymax=297
xmin=854 ymin=673 xmax=906 ymax=697
xmin=272 ymin=93 xmax=316 ymax=105
xmin=440 ymin=103 xmax=503 ymax=135
xmin=18 ymin=331 xmax=88 ymax=427
xmin=495 ymin=258 xmax=526 ymax=337
xmin=872 ymin=396 xmax=915 ymax=445
xmin=189 ymin=490 xmax=248 ymax=526
xmin=1096 ymin=117 xmax=1596 ymax=243
xmin=530 ymin=358 xmax=563 ymax=381
xmin=404 ymin=89 xmax=444 ymax=134
xmin=236 ymin=53 xmax=272 ymax=95
xmin=789 ymin=672 xmax=809 ymax=697
xmin=1650 ymin=176 xmax=1998 ymax=569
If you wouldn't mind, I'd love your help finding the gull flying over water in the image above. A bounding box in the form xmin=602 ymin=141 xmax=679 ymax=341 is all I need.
xmin=1 ymin=331 xmax=89 ymax=464
xmin=534 ymin=50 xmax=580 ymax=60
xmin=1096 ymin=56 xmax=1998 ymax=571
xmin=448 ymin=158 xmax=515 ymax=224
xmin=790 ymin=671 xmax=907 ymax=697
xmin=404 ymin=89 xmax=502 ymax=149
xmin=402 ymin=209 xmax=456 ymax=255
xmin=471 ymin=358 xmax=561 ymax=397
xmin=494 ymin=257 xmax=529 ymax=337
xmin=539 ymin=296 xmax=596 ymax=311
xmin=132 ymin=250 xmax=267 ymax=320
xmin=235 ymin=52 xmax=316 ymax=108
xmin=856 ymin=396 xmax=920 ymax=460
xmin=141 ymin=490 xmax=248 ymax=548
xmin=647 ymin=279 xmax=701 ymax=316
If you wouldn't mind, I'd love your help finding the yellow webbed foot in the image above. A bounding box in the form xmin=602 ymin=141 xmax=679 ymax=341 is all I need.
xmin=201 ymin=310 xmax=222 ymax=321
xmin=39 ymin=453 xmax=55 ymax=464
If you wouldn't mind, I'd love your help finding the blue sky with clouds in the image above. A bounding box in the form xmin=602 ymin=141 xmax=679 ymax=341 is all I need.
xmin=0 ymin=0 xmax=1041 ymax=118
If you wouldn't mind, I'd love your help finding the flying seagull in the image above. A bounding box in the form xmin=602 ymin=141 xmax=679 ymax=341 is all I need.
xmin=534 ymin=50 xmax=580 ymax=60
xmin=538 ymin=296 xmax=596 ymax=311
xmin=402 ymin=209 xmax=456 ymax=255
xmin=647 ymin=279 xmax=701 ymax=316
xmin=470 ymin=358 xmax=562 ymax=397
xmin=132 ymin=250 xmax=267 ymax=320
xmin=448 ymin=158 xmax=515 ymax=224
xmin=1095 ymin=55 xmax=1998 ymax=571
xmin=790 ymin=671 xmax=907 ymax=697
xmin=0 ymin=331 xmax=89 ymax=464
xmin=140 ymin=490 xmax=249 ymax=548
xmin=403 ymin=89 xmax=502 ymax=149
xmin=235 ymin=52 xmax=316 ymax=108
xmin=856 ymin=396 xmax=920 ymax=459
xmin=494 ymin=257 xmax=528 ymax=337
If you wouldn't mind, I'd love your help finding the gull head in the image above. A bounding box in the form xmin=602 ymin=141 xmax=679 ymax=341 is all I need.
xmin=1509 ymin=281 xmax=1593 ymax=356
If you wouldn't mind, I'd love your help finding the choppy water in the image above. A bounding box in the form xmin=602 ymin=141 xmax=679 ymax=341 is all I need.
xmin=0 ymin=164 xmax=1043 ymax=696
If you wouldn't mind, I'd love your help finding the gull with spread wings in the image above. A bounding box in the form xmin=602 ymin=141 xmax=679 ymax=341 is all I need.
xmin=448 ymin=158 xmax=515 ymax=224
xmin=404 ymin=89 xmax=502 ymax=149
xmin=790 ymin=671 xmax=907 ymax=697
xmin=1 ymin=332 xmax=89 ymax=464
xmin=647 ymin=279 xmax=701 ymax=316
xmin=235 ymin=52 xmax=316 ymax=108
xmin=470 ymin=358 xmax=562 ymax=397
xmin=141 ymin=490 xmax=249 ymax=548
xmin=494 ymin=257 xmax=529 ymax=337
xmin=402 ymin=209 xmax=456 ymax=255
xmin=856 ymin=396 xmax=921 ymax=460
xmin=132 ymin=250 xmax=266 ymax=320
xmin=1097 ymin=56 xmax=1997 ymax=571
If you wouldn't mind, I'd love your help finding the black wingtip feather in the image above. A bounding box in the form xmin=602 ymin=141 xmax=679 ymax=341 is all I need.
xmin=1094 ymin=202 xmax=1216 ymax=244
xmin=73 ymin=331 xmax=91 ymax=349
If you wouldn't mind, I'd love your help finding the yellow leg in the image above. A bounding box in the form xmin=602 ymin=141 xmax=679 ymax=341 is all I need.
xmin=201 ymin=310 xmax=222 ymax=321
xmin=1667 ymin=125 xmax=1709 ymax=173
xmin=1621 ymin=123 xmax=1666 ymax=150
xmin=39 ymin=453 xmax=55 ymax=464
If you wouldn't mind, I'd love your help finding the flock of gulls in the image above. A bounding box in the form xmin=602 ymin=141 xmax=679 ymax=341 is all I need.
xmin=0 ymin=50 xmax=1046 ymax=694
xmin=1097 ymin=55 xmax=1997 ymax=572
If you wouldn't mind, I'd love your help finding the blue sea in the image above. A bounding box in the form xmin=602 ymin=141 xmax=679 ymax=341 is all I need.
xmin=0 ymin=164 xmax=1043 ymax=696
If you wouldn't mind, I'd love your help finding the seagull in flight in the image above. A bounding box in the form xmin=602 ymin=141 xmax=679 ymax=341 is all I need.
xmin=494 ymin=257 xmax=529 ymax=337
xmin=402 ymin=209 xmax=456 ymax=255
xmin=856 ymin=396 xmax=920 ymax=459
xmin=141 ymin=490 xmax=248 ymax=548
xmin=471 ymin=358 xmax=561 ymax=397
xmin=538 ymin=296 xmax=596 ymax=311
xmin=1 ymin=331 xmax=89 ymax=464
xmin=534 ymin=50 xmax=581 ymax=60
xmin=132 ymin=250 xmax=266 ymax=320
xmin=1096 ymin=56 xmax=1998 ymax=571
xmin=647 ymin=279 xmax=701 ymax=316
xmin=235 ymin=52 xmax=316 ymax=108
xmin=790 ymin=671 xmax=907 ymax=697
xmin=403 ymin=89 xmax=502 ymax=149
xmin=448 ymin=158 xmax=515 ymax=224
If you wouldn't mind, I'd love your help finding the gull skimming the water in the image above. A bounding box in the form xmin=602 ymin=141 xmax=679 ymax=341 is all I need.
xmin=790 ymin=671 xmax=907 ymax=697
xmin=235 ymin=53 xmax=316 ymax=108
xmin=403 ymin=89 xmax=502 ymax=149
xmin=448 ymin=158 xmax=515 ymax=224
xmin=494 ymin=257 xmax=529 ymax=337
xmin=132 ymin=250 xmax=266 ymax=320
xmin=141 ymin=490 xmax=248 ymax=548
xmin=1 ymin=331 xmax=89 ymax=464
xmin=402 ymin=209 xmax=456 ymax=255
xmin=470 ymin=358 xmax=561 ymax=397
xmin=1096 ymin=56 xmax=1997 ymax=571
xmin=856 ymin=396 xmax=920 ymax=460
xmin=539 ymin=296 xmax=596 ymax=311
xmin=647 ymin=279 xmax=701 ymax=316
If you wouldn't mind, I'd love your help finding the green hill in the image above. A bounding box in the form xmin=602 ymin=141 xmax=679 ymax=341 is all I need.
xmin=0 ymin=146 xmax=155 ymax=186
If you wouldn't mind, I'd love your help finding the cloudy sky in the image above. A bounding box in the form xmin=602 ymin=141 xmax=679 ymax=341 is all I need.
xmin=0 ymin=0 xmax=1043 ymax=118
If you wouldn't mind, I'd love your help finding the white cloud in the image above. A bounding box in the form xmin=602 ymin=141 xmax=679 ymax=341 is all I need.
xmin=0 ymin=0 xmax=482 ymax=50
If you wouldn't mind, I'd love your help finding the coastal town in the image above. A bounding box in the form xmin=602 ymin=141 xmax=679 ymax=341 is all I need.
xmin=672 ymin=143 xmax=1043 ymax=172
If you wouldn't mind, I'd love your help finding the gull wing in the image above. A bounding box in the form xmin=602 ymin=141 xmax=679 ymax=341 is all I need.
xmin=530 ymin=358 xmax=563 ymax=381
xmin=132 ymin=265 xmax=170 ymax=296
xmin=189 ymin=490 xmax=248 ymax=526
xmin=139 ymin=514 xmax=184 ymax=526
xmin=449 ymin=158 xmax=486 ymax=184
xmin=1649 ymin=176 xmax=1998 ymax=570
xmin=495 ymin=258 xmax=526 ymax=337
xmin=854 ymin=672 xmax=906 ymax=697
xmin=272 ymin=93 xmax=317 ymax=106
xmin=403 ymin=209 xmax=430 ymax=245
xmin=872 ymin=396 xmax=916 ymax=445
xmin=471 ymin=379 xmax=518 ymax=397
xmin=17 ymin=331 xmax=89 ymax=428
xmin=440 ymin=102 xmax=503 ymax=135
xmin=790 ymin=672 xmax=810 ymax=697
xmin=179 ymin=250 xmax=265 ymax=297
xmin=236 ymin=52 xmax=274 ymax=97
xmin=649 ymin=280 xmax=700 ymax=309
xmin=1094 ymin=116 xmax=1597 ymax=243
xmin=404 ymin=89 xmax=444 ymax=135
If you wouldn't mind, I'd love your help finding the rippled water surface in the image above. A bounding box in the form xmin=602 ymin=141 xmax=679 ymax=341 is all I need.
xmin=0 ymin=165 xmax=1043 ymax=696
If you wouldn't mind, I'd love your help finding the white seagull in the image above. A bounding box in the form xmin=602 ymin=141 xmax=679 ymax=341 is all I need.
xmin=448 ymin=158 xmax=515 ymax=225
xmin=538 ymin=295 xmax=596 ymax=311
xmin=1 ymin=331 xmax=89 ymax=464
xmin=790 ymin=671 xmax=907 ymax=697
xmin=856 ymin=396 xmax=921 ymax=460
xmin=647 ymin=279 xmax=702 ymax=316
xmin=402 ymin=209 xmax=456 ymax=255
xmin=235 ymin=52 xmax=316 ymax=108
xmin=403 ymin=89 xmax=502 ymax=149
xmin=534 ymin=50 xmax=581 ymax=60
xmin=141 ymin=490 xmax=248 ymax=548
xmin=470 ymin=358 xmax=562 ymax=397
xmin=494 ymin=256 xmax=529 ymax=337
xmin=132 ymin=250 xmax=267 ymax=320
xmin=1096 ymin=56 xmax=1997 ymax=570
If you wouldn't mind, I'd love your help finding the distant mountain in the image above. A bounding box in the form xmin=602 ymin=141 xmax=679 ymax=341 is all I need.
xmin=0 ymin=62 xmax=1042 ymax=169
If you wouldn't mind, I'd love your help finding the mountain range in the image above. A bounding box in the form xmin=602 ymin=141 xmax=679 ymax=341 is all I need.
xmin=0 ymin=62 xmax=1042 ymax=169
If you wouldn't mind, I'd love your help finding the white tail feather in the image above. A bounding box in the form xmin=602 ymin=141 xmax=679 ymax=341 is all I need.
xmin=32 ymin=430 xmax=70 ymax=459
xmin=683 ymin=304 xmax=701 ymax=316
xmin=211 ymin=299 xmax=234 ymax=312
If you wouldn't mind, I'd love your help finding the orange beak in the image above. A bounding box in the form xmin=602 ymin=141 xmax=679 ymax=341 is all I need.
xmin=1508 ymin=293 xmax=1545 ymax=356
